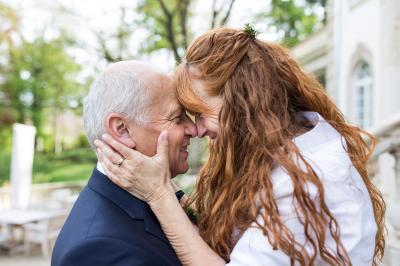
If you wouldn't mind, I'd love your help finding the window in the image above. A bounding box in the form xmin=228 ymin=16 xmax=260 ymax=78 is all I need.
xmin=352 ymin=62 xmax=372 ymax=128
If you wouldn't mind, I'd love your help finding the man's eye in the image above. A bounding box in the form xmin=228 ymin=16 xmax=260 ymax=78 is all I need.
xmin=173 ymin=114 xmax=184 ymax=122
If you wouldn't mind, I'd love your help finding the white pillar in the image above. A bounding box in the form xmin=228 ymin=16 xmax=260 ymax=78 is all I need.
xmin=331 ymin=0 xmax=344 ymax=107
xmin=381 ymin=0 xmax=400 ymax=119
xmin=388 ymin=148 xmax=400 ymax=231
xmin=377 ymin=152 xmax=396 ymax=202
xmin=10 ymin=123 xmax=36 ymax=209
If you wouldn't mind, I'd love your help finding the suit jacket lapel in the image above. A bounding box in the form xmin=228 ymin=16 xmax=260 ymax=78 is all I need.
xmin=87 ymin=167 xmax=170 ymax=245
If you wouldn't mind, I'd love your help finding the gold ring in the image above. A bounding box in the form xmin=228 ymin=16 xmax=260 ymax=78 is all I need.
xmin=117 ymin=157 xmax=125 ymax=167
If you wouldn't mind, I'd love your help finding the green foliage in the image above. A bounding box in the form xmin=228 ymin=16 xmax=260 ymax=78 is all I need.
xmin=0 ymin=148 xmax=97 ymax=186
xmin=1 ymin=36 xmax=81 ymax=131
xmin=94 ymin=7 xmax=137 ymax=63
xmin=0 ymin=149 xmax=11 ymax=186
xmin=0 ymin=2 xmax=86 ymax=151
xmin=32 ymin=148 xmax=97 ymax=183
xmin=0 ymin=2 xmax=19 ymax=43
xmin=243 ymin=23 xmax=259 ymax=39
xmin=259 ymin=0 xmax=326 ymax=47
xmin=72 ymin=134 xmax=91 ymax=149
xmin=0 ymin=35 xmax=85 ymax=151
xmin=137 ymin=0 xmax=193 ymax=63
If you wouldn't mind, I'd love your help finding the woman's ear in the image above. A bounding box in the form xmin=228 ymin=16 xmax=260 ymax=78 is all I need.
xmin=106 ymin=113 xmax=136 ymax=148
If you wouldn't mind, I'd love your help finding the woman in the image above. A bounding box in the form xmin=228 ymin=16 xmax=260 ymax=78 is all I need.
xmin=95 ymin=27 xmax=385 ymax=265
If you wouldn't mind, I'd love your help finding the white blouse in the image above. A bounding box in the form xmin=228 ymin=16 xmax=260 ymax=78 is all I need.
xmin=227 ymin=112 xmax=377 ymax=266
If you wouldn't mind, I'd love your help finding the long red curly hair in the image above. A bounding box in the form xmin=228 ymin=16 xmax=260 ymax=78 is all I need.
xmin=175 ymin=28 xmax=385 ymax=265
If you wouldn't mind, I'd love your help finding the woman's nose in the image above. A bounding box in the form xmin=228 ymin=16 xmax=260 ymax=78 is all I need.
xmin=184 ymin=116 xmax=198 ymax=137
xmin=195 ymin=117 xmax=207 ymax=137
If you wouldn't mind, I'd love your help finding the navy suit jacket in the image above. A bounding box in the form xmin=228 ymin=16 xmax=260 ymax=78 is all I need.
xmin=51 ymin=167 xmax=182 ymax=266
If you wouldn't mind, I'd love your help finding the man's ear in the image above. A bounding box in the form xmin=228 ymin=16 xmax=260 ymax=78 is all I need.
xmin=106 ymin=113 xmax=136 ymax=148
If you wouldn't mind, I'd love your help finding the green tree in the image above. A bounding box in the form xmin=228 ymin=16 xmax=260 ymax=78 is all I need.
xmin=95 ymin=0 xmax=237 ymax=64
xmin=137 ymin=0 xmax=236 ymax=63
xmin=0 ymin=2 xmax=20 ymax=127
xmin=0 ymin=35 xmax=82 ymax=152
xmin=259 ymin=0 xmax=327 ymax=48
xmin=0 ymin=2 xmax=20 ymax=46
xmin=94 ymin=6 xmax=136 ymax=63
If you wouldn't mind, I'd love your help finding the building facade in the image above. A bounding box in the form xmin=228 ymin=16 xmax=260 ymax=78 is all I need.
xmin=291 ymin=0 xmax=400 ymax=264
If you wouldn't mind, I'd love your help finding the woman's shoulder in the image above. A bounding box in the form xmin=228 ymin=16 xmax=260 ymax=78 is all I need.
xmin=293 ymin=112 xmax=346 ymax=154
xmin=270 ymin=111 xmax=373 ymax=218
xmin=273 ymin=112 xmax=354 ymax=189
xmin=228 ymin=112 xmax=376 ymax=265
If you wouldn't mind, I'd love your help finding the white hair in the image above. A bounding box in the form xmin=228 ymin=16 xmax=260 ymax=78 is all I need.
xmin=83 ymin=61 xmax=153 ymax=148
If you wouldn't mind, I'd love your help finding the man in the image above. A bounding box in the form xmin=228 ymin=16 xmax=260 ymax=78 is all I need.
xmin=52 ymin=61 xmax=197 ymax=266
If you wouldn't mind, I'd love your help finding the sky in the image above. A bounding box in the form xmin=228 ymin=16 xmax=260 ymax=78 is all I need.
xmin=4 ymin=0 xmax=275 ymax=74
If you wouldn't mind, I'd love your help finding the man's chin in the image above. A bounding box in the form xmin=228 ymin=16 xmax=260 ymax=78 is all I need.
xmin=170 ymin=162 xmax=189 ymax=178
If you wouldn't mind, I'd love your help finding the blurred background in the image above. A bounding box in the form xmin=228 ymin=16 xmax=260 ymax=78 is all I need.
xmin=0 ymin=0 xmax=399 ymax=265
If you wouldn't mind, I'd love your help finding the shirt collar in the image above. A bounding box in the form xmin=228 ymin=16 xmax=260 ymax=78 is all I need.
xmin=96 ymin=161 xmax=106 ymax=175
xmin=293 ymin=112 xmax=343 ymax=153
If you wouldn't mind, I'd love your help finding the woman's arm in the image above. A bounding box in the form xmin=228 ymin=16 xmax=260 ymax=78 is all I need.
xmin=149 ymin=188 xmax=225 ymax=266
xmin=95 ymin=131 xmax=225 ymax=266
xmin=170 ymin=180 xmax=189 ymax=207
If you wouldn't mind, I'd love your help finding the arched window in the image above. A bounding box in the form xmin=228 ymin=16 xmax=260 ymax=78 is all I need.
xmin=352 ymin=61 xmax=372 ymax=128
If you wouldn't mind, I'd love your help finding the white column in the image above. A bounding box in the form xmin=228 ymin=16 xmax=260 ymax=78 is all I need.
xmin=388 ymin=148 xmax=400 ymax=231
xmin=381 ymin=0 xmax=400 ymax=119
xmin=10 ymin=123 xmax=36 ymax=209
xmin=392 ymin=148 xmax=400 ymax=198
xmin=331 ymin=0 xmax=345 ymax=109
xmin=377 ymin=152 xmax=396 ymax=202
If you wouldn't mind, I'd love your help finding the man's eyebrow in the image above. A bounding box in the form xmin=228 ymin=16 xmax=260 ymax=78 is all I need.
xmin=167 ymin=105 xmax=183 ymax=117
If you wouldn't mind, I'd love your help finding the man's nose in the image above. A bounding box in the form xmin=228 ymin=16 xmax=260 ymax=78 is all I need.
xmin=195 ymin=117 xmax=207 ymax=138
xmin=184 ymin=116 xmax=198 ymax=137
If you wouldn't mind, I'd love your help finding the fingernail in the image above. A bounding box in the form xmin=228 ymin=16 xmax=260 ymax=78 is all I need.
xmin=94 ymin=140 xmax=99 ymax=146
xmin=102 ymin=134 xmax=109 ymax=140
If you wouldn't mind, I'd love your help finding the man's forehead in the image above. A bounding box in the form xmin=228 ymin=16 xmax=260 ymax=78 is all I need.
xmin=169 ymin=101 xmax=183 ymax=114
xmin=146 ymin=77 xmax=173 ymax=102
xmin=147 ymin=79 xmax=181 ymax=114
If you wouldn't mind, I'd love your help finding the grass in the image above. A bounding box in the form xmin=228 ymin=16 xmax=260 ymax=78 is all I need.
xmin=0 ymin=148 xmax=97 ymax=186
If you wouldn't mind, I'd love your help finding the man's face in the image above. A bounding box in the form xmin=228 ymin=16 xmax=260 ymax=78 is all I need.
xmin=127 ymin=75 xmax=197 ymax=177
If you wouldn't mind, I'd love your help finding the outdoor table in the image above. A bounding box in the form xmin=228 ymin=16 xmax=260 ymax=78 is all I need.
xmin=0 ymin=208 xmax=65 ymax=254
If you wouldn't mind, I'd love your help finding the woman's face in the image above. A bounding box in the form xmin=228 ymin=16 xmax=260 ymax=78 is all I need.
xmin=191 ymin=78 xmax=222 ymax=140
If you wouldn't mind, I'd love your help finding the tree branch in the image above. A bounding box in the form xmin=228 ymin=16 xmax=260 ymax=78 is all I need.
xmin=154 ymin=15 xmax=167 ymax=25
xmin=156 ymin=0 xmax=181 ymax=63
xmin=95 ymin=31 xmax=116 ymax=62
xmin=117 ymin=7 xmax=127 ymax=61
xmin=156 ymin=0 xmax=172 ymax=18
xmin=210 ymin=0 xmax=218 ymax=29
xmin=220 ymin=0 xmax=236 ymax=26
xmin=179 ymin=0 xmax=190 ymax=49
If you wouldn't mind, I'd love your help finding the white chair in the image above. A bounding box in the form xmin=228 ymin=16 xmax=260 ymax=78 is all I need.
xmin=23 ymin=212 xmax=68 ymax=257
xmin=0 ymin=223 xmax=12 ymax=250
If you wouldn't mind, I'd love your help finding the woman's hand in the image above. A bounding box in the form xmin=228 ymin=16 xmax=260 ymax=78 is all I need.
xmin=94 ymin=131 xmax=175 ymax=204
xmin=95 ymin=132 xmax=225 ymax=266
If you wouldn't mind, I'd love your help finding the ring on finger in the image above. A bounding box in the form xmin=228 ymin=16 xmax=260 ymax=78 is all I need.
xmin=117 ymin=157 xmax=125 ymax=167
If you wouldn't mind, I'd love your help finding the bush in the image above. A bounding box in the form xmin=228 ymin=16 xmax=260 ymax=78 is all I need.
xmin=0 ymin=150 xmax=11 ymax=186
xmin=0 ymin=148 xmax=97 ymax=186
